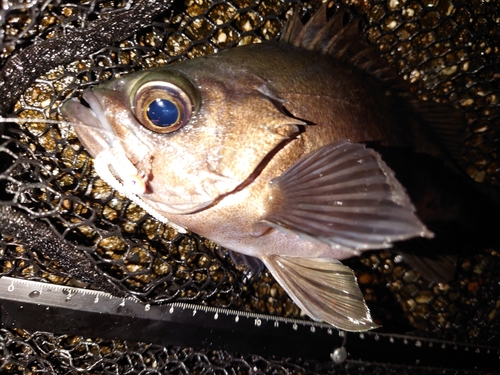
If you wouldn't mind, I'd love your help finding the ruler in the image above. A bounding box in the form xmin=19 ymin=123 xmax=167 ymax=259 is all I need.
xmin=0 ymin=276 xmax=498 ymax=370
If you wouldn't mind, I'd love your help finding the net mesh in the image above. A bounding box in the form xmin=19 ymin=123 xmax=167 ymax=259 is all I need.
xmin=0 ymin=0 xmax=499 ymax=373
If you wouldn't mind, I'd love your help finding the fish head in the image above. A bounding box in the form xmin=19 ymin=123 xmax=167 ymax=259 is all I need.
xmin=61 ymin=58 xmax=300 ymax=215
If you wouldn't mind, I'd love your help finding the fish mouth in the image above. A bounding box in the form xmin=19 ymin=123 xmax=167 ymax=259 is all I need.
xmin=61 ymin=93 xmax=114 ymax=159
xmin=61 ymin=91 xmax=217 ymax=215
xmin=62 ymin=91 xmax=150 ymax=198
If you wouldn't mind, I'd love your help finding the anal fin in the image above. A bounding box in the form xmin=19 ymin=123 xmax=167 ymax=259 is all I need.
xmin=410 ymin=100 xmax=467 ymax=169
xmin=396 ymin=224 xmax=461 ymax=283
xmin=261 ymin=254 xmax=379 ymax=331
xmin=400 ymin=250 xmax=456 ymax=283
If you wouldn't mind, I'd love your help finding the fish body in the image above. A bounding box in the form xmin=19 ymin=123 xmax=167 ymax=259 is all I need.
xmin=61 ymin=4 xmax=497 ymax=331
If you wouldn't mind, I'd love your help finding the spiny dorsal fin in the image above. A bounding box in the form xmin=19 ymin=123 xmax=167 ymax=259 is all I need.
xmin=279 ymin=5 xmax=304 ymax=45
xmin=259 ymin=140 xmax=433 ymax=252
xmin=281 ymin=2 xmax=409 ymax=96
xmin=261 ymin=254 xmax=380 ymax=331
xmin=281 ymin=2 xmax=469 ymax=173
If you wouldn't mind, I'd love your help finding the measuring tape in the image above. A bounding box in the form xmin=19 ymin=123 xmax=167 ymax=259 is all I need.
xmin=0 ymin=276 xmax=498 ymax=371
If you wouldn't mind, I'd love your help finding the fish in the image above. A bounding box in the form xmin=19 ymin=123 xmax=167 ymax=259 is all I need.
xmin=60 ymin=2 xmax=499 ymax=331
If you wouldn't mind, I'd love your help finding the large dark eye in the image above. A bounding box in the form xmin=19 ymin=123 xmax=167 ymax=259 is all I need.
xmin=147 ymin=98 xmax=179 ymax=126
xmin=134 ymin=81 xmax=193 ymax=133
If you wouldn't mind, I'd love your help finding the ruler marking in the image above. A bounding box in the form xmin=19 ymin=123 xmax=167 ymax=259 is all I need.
xmin=0 ymin=276 xmax=498 ymax=369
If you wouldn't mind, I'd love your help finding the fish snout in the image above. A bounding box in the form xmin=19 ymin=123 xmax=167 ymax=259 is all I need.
xmin=61 ymin=96 xmax=111 ymax=158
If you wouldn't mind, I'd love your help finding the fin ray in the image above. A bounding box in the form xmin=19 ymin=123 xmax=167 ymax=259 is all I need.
xmin=262 ymin=140 xmax=432 ymax=251
xmin=396 ymin=224 xmax=461 ymax=282
xmin=280 ymin=3 xmax=409 ymax=96
xmin=410 ymin=100 xmax=467 ymax=168
xmin=261 ymin=255 xmax=379 ymax=331
xmin=281 ymin=3 xmax=467 ymax=168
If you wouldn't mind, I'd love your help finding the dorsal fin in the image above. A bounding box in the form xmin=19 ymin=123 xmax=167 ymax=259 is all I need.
xmin=280 ymin=2 xmax=409 ymax=96
xmin=280 ymin=2 xmax=469 ymax=170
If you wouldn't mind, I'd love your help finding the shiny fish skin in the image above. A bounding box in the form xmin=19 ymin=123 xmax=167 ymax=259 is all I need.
xmin=61 ymin=4 xmax=497 ymax=331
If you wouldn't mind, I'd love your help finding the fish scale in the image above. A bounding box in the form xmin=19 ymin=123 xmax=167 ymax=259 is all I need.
xmin=61 ymin=2 xmax=499 ymax=332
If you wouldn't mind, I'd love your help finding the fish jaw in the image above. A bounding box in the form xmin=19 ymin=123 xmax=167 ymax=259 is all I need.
xmin=62 ymin=90 xmax=153 ymax=196
xmin=61 ymin=60 xmax=307 ymax=216
xmin=62 ymin=86 xmax=223 ymax=214
xmin=61 ymin=97 xmax=111 ymax=159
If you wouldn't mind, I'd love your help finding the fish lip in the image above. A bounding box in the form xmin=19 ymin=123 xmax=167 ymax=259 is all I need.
xmin=62 ymin=90 xmax=215 ymax=215
xmin=81 ymin=90 xmax=120 ymax=147
xmin=61 ymin=96 xmax=112 ymax=158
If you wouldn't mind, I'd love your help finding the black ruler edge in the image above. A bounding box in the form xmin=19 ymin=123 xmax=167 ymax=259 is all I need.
xmin=0 ymin=276 xmax=498 ymax=371
xmin=346 ymin=360 xmax=499 ymax=374
xmin=0 ymin=276 xmax=341 ymax=361
xmin=346 ymin=331 xmax=500 ymax=372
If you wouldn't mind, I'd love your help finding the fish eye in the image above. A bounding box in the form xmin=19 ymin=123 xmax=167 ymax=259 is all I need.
xmin=134 ymin=81 xmax=193 ymax=133
xmin=147 ymin=98 xmax=179 ymax=127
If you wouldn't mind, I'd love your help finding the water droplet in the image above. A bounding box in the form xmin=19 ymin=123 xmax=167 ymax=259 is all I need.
xmin=331 ymin=347 xmax=347 ymax=364
xmin=63 ymin=289 xmax=73 ymax=301
xmin=28 ymin=290 xmax=40 ymax=298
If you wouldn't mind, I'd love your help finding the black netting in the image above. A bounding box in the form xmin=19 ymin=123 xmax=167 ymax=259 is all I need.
xmin=0 ymin=0 xmax=499 ymax=373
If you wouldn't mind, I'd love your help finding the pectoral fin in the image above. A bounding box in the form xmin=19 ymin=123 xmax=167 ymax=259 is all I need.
xmin=260 ymin=140 xmax=432 ymax=253
xmin=261 ymin=254 xmax=379 ymax=331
